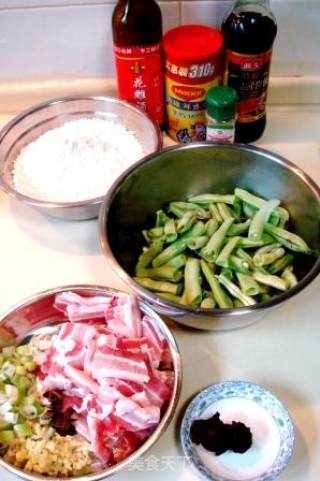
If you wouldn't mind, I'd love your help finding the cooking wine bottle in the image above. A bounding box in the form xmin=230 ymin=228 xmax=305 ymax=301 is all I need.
xmin=112 ymin=0 xmax=165 ymax=125
xmin=222 ymin=0 xmax=277 ymax=143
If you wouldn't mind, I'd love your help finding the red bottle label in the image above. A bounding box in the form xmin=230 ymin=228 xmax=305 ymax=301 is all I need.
xmin=225 ymin=49 xmax=272 ymax=123
xmin=114 ymin=43 xmax=164 ymax=125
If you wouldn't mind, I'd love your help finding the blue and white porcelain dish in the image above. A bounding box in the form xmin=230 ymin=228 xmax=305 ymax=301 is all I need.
xmin=181 ymin=381 xmax=295 ymax=481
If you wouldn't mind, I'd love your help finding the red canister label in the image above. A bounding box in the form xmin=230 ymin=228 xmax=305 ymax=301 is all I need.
xmin=114 ymin=43 xmax=164 ymax=125
xmin=224 ymin=49 xmax=272 ymax=123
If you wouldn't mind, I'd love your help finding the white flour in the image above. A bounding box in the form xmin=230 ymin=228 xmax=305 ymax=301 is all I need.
xmin=13 ymin=118 xmax=144 ymax=202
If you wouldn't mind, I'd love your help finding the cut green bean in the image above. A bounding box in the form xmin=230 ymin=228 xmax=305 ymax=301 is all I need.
xmin=218 ymin=274 xmax=256 ymax=306
xmin=155 ymin=292 xmax=182 ymax=303
xmin=235 ymin=188 xmax=289 ymax=225
xmin=236 ymin=248 xmax=255 ymax=270
xmin=200 ymin=218 xmax=234 ymax=262
xmin=261 ymin=292 xmax=272 ymax=302
xmin=164 ymin=218 xmax=177 ymax=243
xmin=228 ymin=219 xmax=251 ymax=236
xmin=156 ymin=209 xmax=169 ymax=227
xmin=205 ymin=218 xmax=219 ymax=237
xmin=180 ymin=289 xmax=188 ymax=305
xmin=252 ymin=271 xmax=287 ymax=291
xmin=236 ymin=272 xmax=261 ymax=296
xmin=200 ymin=260 xmax=233 ymax=308
xmin=186 ymin=236 xmax=209 ymax=250
xmin=165 ymin=254 xmax=187 ymax=269
xmin=281 ymin=266 xmax=298 ymax=288
xmin=209 ymin=204 xmax=223 ymax=223
xmin=243 ymin=202 xmax=257 ymax=219
xmin=233 ymin=197 xmax=242 ymax=220
xmin=137 ymin=265 xmax=183 ymax=282
xmin=176 ymin=211 xmax=197 ymax=234
xmin=136 ymin=241 xmax=163 ymax=275
xmin=148 ymin=227 xmax=164 ymax=238
xmin=265 ymin=223 xmax=312 ymax=254
xmin=216 ymin=236 xmax=240 ymax=268
xmin=184 ymin=258 xmax=202 ymax=306
xmin=236 ymin=233 xmax=274 ymax=248
xmin=182 ymin=221 xmax=206 ymax=238
xmin=234 ymin=299 xmax=245 ymax=308
xmin=221 ymin=267 xmax=234 ymax=280
xmin=168 ymin=203 xmax=185 ymax=218
xmin=134 ymin=277 xmax=182 ymax=295
xmin=200 ymin=297 xmax=216 ymax=308
xmin=249 ymin=199 xmax=280 ymax=241
xmin=217 ymin=203 xmax=235 ymax=221
xmin=152 ymin=239 xmax=187 ymax=267
xmin=169 ymin=201 xmax=209 ymax=219
xmin=189 ymin=194 xmax=235 ymax=205
xmin=268 ymin=253 xmax=294 ymax=274
xmin=229 ymin=255 xmax=250 ymax=274
xmin=253 ymin=244 xmax=285 ymax=266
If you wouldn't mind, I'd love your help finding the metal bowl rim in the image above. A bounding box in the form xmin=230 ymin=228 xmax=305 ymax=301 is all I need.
xmin=0 ymin=284 xmax=182 ymax=481
xmin=0 ymin=95 xmax=162 ymax=211
xmin=98 ymin=141 xmax=320 ymax=319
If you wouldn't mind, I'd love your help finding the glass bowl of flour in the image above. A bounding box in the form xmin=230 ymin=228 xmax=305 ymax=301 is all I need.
xmin=0 ymin=96 xmax=162 ymax=219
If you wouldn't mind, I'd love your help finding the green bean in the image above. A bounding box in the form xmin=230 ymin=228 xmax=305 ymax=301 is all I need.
xmin=184 ymin=258 xmax=202 ymax=306
xmin=234 ymin=299 xmax=245 ymax=308
xmin=182 ymin=221 xmax=206 ymax=238
xmin=152 ymin=238 xmax=187 ymax=267
xmin=188 ymin=194 xmax=235 ymax=205
xmin=228 ymin=219 xmax=251 ymax=236
xmin=236 ymin=272 xmax=261 ymax=296
xmin=134 ymin=277 xmax=182 ymax=295
xmin=186 ymin=236 xmax=209 ymax=250
xmin=164 ymin=218 xmax=177 ymax=243
xmin=243 ymin=202 xmax=257 ymax=219
xmin=200 ymin=297 xmax=216 ymax=308
xmin=148 ymin=226 xmax=164 ymax=238
xmin=205 ymin=218 xmax=219 ymax=237
xmin=281 ymin=266 xmax=298 ymax=288
xmin=180 ymin=289 xmax=188 ymax=305
xmin=236 ymin=233 xmax=274 ymax=248
xmin=218 ymin=274 xmax=256 ymax=306
xmin=156 ymin=209 xmax=169 ymax=227
xmin=236 ymin=248 xmax=255 ymax=270
xmin=200 ymin=260 xmax=233 ymax=308
xmin=233 ymin=197 xmax=242 ymax=220
xmin=265 ymin=223 xmax=312 ymax=254
xmin=137 ymin=265 xmax=183 ymax=282
xmin=249 ymin=199 xmax=280 ymax=240
xmin=252 ymin=271 xmax=287 ymax=291
xmin=217 ymin=203 xmax=235 ymax=221
xmin=168 ymin=203 xmax=185 ymax=218
xmin=209 ymin=204 xmax=223 ymax=223
xmin=165 ymin=254 xmax=187 ymax=269
xmin=136 ymin=241 xmax=163 ymax=275
xmin=169 ymin=202 xmax=209 ymax=219
xmin=229 ymin=255 xmax=250 ymax=274
xmin=155 ymin=292 xmax=181 ymax=303
xmin=235 ymin=188 xmax=289 ymax=225
xmin=176 ymin=211 xmax=197 ymax=234
xmin=216 ymin=236 xmax=240 ymax=268
xmin=261 ymin=292 xmax=272 ymax=302
xmin=221 ymin=267 xmax=234 ymax=280
xmin=200 ymin=218 xmax=234 ymax=262
xmin=268 ymin=254 xmax=294 ymax=274
xmin=253 ymin=244 xmax=285 ymax=266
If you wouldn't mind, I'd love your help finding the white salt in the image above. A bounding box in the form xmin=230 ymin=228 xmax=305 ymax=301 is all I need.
xmin=13 ymin=118 xmax=144 ymax=202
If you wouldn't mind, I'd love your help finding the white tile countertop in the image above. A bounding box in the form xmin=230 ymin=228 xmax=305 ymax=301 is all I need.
xmin=0 ymin=104 xmax=320 ymax=481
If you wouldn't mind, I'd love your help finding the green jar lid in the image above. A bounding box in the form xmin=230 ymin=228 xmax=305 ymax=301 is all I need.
xmin=206 ymin=86 xmax=238 ymax=121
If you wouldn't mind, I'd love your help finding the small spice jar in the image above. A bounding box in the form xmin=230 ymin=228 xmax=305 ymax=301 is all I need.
xmin=206 ymin=86 xmax=238 ymax=143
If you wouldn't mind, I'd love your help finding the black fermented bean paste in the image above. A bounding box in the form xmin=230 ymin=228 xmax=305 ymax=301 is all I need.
xmin=190 ymin=412 xmax=252 ymax=455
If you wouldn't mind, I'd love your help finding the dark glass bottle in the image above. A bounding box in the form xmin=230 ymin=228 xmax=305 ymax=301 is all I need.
xmin=112 ymin=0 xmax=165 ymax=125
xmin=222 ymin=0 xmax=277 ymax=143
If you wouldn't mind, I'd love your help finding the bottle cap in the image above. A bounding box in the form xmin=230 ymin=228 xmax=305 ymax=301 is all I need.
xmin=206 ymin=86 xmax=238 ymax=121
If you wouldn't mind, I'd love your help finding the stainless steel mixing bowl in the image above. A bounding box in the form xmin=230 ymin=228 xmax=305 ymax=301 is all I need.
xmin=99 ymin=142 xmax=320 ymax=331
xmin=0 ymin=285 xmax=182 ymax=481
xmin=0 ymin=96 xmax=161 ymax=220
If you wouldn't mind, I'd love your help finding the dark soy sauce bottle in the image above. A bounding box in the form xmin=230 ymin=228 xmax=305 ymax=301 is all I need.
xmin=222 ymin=0 xmax=277 ymax=143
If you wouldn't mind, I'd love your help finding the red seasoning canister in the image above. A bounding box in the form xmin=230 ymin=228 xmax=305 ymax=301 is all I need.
xmin=163 ymin=25 xmax=224 ymax=143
